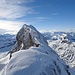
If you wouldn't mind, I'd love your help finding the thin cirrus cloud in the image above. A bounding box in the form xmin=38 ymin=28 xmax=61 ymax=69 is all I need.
xmin=51 ymin=13 xmax=59 ymax=16
xmin=6 ymin=0 xmax=34 ymax=4
xmin=36 ymin=17 xmax=49 ymax=21
xmin=0 ymin=0 xmax=35 ymax=19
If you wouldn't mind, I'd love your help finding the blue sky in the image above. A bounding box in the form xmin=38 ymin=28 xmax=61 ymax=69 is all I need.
xmin=0 ymin=0 xmax=75 ymax=34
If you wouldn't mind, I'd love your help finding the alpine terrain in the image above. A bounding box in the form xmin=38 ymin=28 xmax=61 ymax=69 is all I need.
xmin=0 ymin=24 xmax=75 ymax=75
xmin=43 ymin=32 xmax=75 ymax=70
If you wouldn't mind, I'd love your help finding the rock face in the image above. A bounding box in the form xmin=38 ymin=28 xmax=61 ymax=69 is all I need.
xmin=11 ymin=24 xmax=47 ymax=53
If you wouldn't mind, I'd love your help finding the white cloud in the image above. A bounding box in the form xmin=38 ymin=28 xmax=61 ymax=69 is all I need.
xmin=51 ymin=13 xmax=59 ymax=16
xmin=39 ymin=30 xmax=58 ymax=33
xmin=36 ymin=17 xmax=49 ymax=21
xmin=6 ymin=0 xmax=34 ymax=4
xmin=0 ymin=29 xmax=7 ymax=34
xmin=66 ymin=29 xmax=75 ymax=32
xmin=0 ymin=0 xmax=36 ymax=34
xmin=0 ymin=20 xmax=29 ymax=34
xmin=0 ymin=0 xmax=35 ymax=19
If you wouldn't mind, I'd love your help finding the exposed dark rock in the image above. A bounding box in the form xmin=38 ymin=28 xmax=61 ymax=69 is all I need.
xmin=9 ymin=24 xmax=48 ymax=56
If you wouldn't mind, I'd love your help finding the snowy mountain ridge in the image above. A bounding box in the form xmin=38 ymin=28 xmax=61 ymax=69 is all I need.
xmin=43 ymin=31 xmax=75 ymax=70
xmin=0 ymin=24 xmax=75 ymax=75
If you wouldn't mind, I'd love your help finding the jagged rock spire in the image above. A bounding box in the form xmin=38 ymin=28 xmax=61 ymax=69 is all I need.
xmin=10 ymin=24 xmax=47 ymax=54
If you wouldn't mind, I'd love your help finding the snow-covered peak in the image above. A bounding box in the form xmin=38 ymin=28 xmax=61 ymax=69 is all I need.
xmin=22 ymin=24 xmax=37 ymax=31
xmin=11 ymin=24 xmax=48 ymax=53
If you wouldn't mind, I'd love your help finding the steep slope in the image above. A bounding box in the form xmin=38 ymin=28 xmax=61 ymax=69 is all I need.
xmin=43 ymin=32 xmax=75 ymax=70
xmin=0 ymin=25 xmax=75 ymax=75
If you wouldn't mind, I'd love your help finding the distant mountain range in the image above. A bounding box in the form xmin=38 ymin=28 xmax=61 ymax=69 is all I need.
xmin=42 ymin=31 xmax=75 ymax=70
xmin=0 ymin=34 xmax=16 ymax=52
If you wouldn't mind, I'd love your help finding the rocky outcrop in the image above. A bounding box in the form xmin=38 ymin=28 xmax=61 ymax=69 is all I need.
xmin=10 ymin=24 xmax=47 ymax=54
